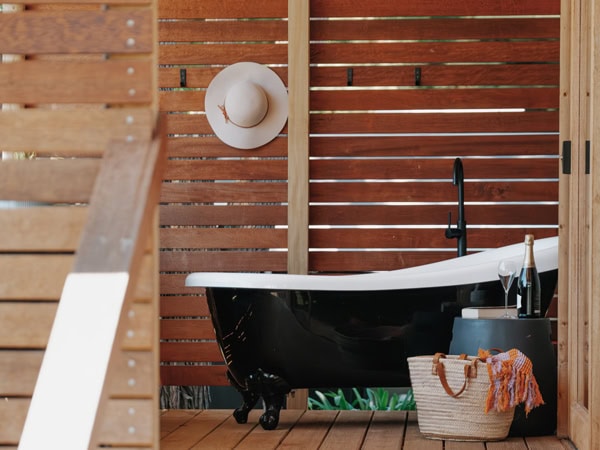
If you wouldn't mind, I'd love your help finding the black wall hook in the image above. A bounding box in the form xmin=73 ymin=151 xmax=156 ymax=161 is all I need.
xmin=347 ymin=67 xmax=353 ymax=86
xmin=180 ymin=68 xmax=187 ymax=88
xmin=414 ymin=67 xmax=421 ymax=86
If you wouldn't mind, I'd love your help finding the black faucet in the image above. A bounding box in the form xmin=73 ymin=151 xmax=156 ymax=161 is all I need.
xmin=445 ymin=157 xmax=467 ymax=257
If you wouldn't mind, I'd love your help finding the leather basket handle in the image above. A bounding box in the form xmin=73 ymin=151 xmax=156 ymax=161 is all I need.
xmin=432 ymin=352 xmax=478 ymax=398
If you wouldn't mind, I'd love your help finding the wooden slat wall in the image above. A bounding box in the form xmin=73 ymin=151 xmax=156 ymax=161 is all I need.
xmin=158 ymin=0 xmax=288 ymax=387
xmin=0 ymin=0 xmax=159 ymax=446
xmin=158 ymin=0 xmax=560 ymax=387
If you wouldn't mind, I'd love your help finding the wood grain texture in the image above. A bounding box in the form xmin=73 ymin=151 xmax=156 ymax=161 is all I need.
xmin=159 ymin=19 xmax=287 ymax=42
xmin=158 ymin=0 xmax=287 ymax=19
xmin=311 ymin=88 xmax=560 ymax=111
xmin=311 ymin=17 xmax=559 ymax=41
xmin=311 ymin=41 xmax=559 ymax=65
xmin=160 ymin=365 xmax=228 ymax=386
xmin=0 ymin=60 xmax=153 ymax=104
xmin=310 ymin=0 xmax=560 ymax=17
xmin=0 ymin=159 xmax=98 ymax=203
xmin=0 ymin=351 xmax=44 ymax=396
xmin=0 ymin=10 xmax=153 ymax=54
xmin=310 ymin=111 xmax=559 ymax=134
xmin=0 ymin=255 xmax=73 ymax=300
xmin=310 ymin=64 xmax=560 ymax=88
xmin=310 ymin=135 xmax=559 ymax=157
xmin=0 ymin=302 xmax=57 ymax=349
xmin=160 ymin=295 xmax=210 ymax=317
xmin=0 ymin=207 xmax=87 ymax=252
xmin=0 ymin=109 xmax=154 ymax=155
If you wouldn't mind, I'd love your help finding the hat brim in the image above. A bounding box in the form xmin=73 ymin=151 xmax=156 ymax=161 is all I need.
xmin=205 ymin=62 xmax=288 ymax=150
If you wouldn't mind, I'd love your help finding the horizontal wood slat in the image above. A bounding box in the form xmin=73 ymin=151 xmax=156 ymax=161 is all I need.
xmin=160 ymin=319 xmax=216 ymax=340
xmin=310 ymin=111 xmax=559 ymax=134
xmin=0 ymin=351 xmax=43 ymax=396
xmin=311 ymin=204 xmax=558 ymax=226
xmin=310 ymin=0 xmax=560 ymax=17
xmin=310 ymin=158 xmax=559 ymax=180
xmin=159 ymin=43 xmax=288 ymax=66
xmin=6 ymin=0 xmax=151 ymax=4
xmin=0 ymin=255 xmax=73 ymax=300
xmin=160 ymin=228 xmax=287 ymax=249
xmin=160 ymin=205 xmax=287 ymax=226
xmin=311 ymin=42 xmax=559 ymax=65
xmin=311 ymin=18 xmax=559 ymax=41
xmin=158 ymin=19 xmax=287 ymax=42
xmin=0 ymin=10 xmax=153 ymax=54
xmin=0 ymin=159 xmax=98 ymax=203
xmin=160 ymin=295 xmax=210 ymax=317
xmin=160 ymin=182 xmax=287 ymax=204
xmin=159 ymin=204 xmax=557 ymax=228
xmin=0 ymin=60 xmax=154 ymax=104
xmin=307 ymin=251 xmax=475 ymax=273
xmin=0 ymin=207 xmax=87 ymax=252
xmin=160 ymin=365 xmax=228 ymax=387
xmin=0 ymin=109 xmax=154 ymax=155
xmin=310 ymin=228 xmax=557 ymax=250
xmin=161 ymin=342 xmax=222 ymax=362
xmin=311 ymin=65 xmax=560 ymax=88
xmin=0 ymin=302 xmax=57 ymax=349
xmin=158 ymin=0 xmax=287 ymax=19
xmin=165 ymin=136 xmax=287 ymax=158
xmin=311 ymin=88 xmax=559 ymax=111
xmin=310 ymin=135 xmax=559 ymax=157
xmin=309 ymin=243 xmax=559 ymax=272
xmin=311 ymin=181 xmax=558 ymax=203
xmin=164 ymin=159 xmax=287 ymax=181
xmin=160 ymin=252 xmax=288 ymax=275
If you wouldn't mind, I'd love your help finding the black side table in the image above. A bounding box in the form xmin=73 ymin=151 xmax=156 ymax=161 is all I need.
xmin=449 ymin=317 xmax=557 ymax=436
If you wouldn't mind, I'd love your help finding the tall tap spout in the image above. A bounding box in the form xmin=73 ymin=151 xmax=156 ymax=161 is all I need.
xmin=445 ymin=158 xmax=467 ymax=257
xmin=453 ymin=158 xmax=465 ymax=227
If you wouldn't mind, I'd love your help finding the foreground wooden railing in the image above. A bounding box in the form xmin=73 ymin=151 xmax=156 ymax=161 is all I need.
xmin=18 ymin=127 xmax=166 ymax=449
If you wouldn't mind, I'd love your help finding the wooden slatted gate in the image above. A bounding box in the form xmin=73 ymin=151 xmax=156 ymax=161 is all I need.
xmin=0 ymin=0 xmax=163 ymax=447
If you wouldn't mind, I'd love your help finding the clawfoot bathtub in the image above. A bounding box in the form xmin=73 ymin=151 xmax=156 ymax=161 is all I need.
xmin=186 ymin=236 xmax=558 ymax=430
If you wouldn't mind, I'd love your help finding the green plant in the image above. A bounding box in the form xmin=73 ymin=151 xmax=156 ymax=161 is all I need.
xmin=308 ymin=387 xmax=416 ymax=411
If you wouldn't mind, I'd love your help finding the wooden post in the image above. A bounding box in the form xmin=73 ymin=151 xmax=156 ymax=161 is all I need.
xmin=286 ymin=0 xmax=310 ymax=409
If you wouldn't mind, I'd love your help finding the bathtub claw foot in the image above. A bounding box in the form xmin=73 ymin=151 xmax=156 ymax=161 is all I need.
xmin=232 ymin=407 xmax=250 ymax=424
xmin=260 ymin=391 xmax=285 ymax=430
xmin=230 ymin=368 xmax=289 ymax=430
xmin=259 ymin=409 xmax=280 ymax=430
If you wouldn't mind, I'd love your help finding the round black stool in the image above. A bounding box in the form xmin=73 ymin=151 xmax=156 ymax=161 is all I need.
xmin=449 ymin=318 xmax=557 ymax=436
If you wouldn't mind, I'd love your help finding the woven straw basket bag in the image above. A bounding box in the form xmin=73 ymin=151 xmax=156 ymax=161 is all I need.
xmin=408 ymin=353 xmax=515 ymax=441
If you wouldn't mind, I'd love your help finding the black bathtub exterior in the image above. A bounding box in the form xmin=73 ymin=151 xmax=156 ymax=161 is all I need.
xmin=205 ymin=269 xmax=558 ymax=429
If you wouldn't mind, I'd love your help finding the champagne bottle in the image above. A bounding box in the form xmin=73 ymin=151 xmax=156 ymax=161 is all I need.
xmin=517 ymin=234 xmax=542 ymax=318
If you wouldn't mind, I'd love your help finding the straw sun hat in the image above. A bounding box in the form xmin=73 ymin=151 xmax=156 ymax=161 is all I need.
xmin=205 ymin=62 xmax=288 ymax=149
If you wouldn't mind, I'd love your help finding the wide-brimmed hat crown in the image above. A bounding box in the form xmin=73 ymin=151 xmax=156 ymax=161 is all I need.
xmin=205 ymin=62 xmax=288 ymax=149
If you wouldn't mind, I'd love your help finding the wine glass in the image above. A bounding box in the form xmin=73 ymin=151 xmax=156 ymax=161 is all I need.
xmin=497 ymin=260 xmax=517 ymax=318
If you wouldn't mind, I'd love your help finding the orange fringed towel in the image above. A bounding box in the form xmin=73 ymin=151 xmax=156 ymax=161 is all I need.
xmin=478 ymin=348 xmax=544 ymax=415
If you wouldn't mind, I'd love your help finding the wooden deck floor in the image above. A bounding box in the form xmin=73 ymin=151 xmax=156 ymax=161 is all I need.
xmin=160 ymin=409 xmax=576 ymax=450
